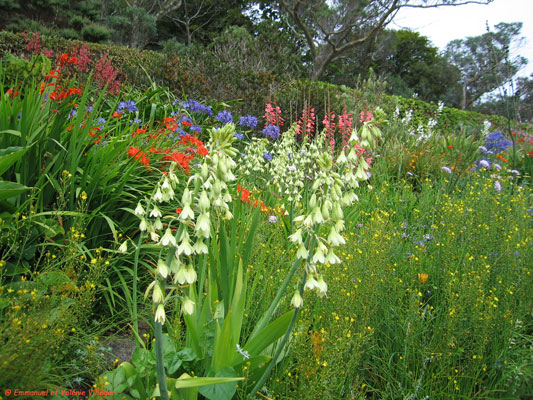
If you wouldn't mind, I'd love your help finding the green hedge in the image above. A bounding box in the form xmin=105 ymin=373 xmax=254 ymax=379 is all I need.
xmin=1 ymin=31 xmax=528 ymax=133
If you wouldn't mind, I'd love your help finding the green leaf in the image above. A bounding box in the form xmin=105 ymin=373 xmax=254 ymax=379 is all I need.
xmin=0 ymin=145 xmax=30 ymax=175
xmin=198 ymin=367 xmax=239 ymax=400
xmin=0 ymin=129 xmax=22 ymax=137
xmin=212 ymin=309 xmax=234 ymax=373
xmin=174 ymin=374 xmax=244 ymax=389
xmin=241 ymin=310 xmax=294 ymax=360
xmin=0 ymin=181 xmax=31 ymax=201
xmin=230 ymin=259 xmax=246 ymax=353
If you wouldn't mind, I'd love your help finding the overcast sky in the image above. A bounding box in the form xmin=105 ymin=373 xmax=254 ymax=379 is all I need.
xmin=392 ymin=0 xmax=533 ymax=78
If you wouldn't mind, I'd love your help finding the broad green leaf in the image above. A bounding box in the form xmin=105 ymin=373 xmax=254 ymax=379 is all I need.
xmin=174 ymin=374 xmax=244 ymax=389
xmin=198 ymin=367 xmax=239 ymax=400
xmin=230 ymin=259 xmax=246 ymax=353
xmin=0 ymin=146 xmax=30 ymax=175
xmin=0 ymin=129 xmax=21 ymax=137
xmin=241 ymin=310 xmax=294 ymax=360
xmin=211 ymin=309 xmax=234 ymax=372
xmin=0 ymin=181 xmax=31 ymax=201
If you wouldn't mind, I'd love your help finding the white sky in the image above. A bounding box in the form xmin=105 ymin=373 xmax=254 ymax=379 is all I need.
xmin=392 ymin=0 xmax=533 ymax=78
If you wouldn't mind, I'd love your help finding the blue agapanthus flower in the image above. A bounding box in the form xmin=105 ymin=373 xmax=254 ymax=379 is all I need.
xmin=239 ymin=115 xmax=258 ymax=129
xmin=117 ymin=100 xmax=138 ymax=113
xmin=234 ymin=132 xmax=244 ymax=140
xmin=216 ymin=110 xmax=233 ymax=125
xmin=181 ymin=99 xmax=213 ymax=116
xmin=483 ymin=131 xmax=512 ymax=154
xmin=263 ymin=125 xmax=280 ymax=139
xmin=190 ymin=125 xmax=202 ymax=133
xmin=263 ymin=152 xmax=273 ymax=162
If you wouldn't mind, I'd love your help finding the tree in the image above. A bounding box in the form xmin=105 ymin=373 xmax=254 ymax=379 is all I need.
xmin=445 ymin=22 xmax=528 ymax=110
xmin=157 ymin=0 xmax=250 ymax=46
xmin=0 ymin=0 xmax=109 ymax=41
xmin=475 ymin=74 xmax=533 ymax=123
xmin=272 ymin=0 xmax=493 ymax=81
xmin=102 ymin=0 xmax=183 ymax=48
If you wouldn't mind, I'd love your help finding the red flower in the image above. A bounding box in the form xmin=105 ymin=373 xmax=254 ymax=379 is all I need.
xmin=59 ymin=54 xmax=70 ymax=65
xmin=176 ymin=208 xmax=182 ymax=214
xmin=112 ymin=112 xmax=122 ymax=118
xmin=240 ymin=188 xmax=251 ymax=203
xmin=162 ymin=151 xmax=194 ymax=173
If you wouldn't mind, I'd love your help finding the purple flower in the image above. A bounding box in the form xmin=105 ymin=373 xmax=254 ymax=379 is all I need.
xmin=407 ymin=171 xmax=414 ymax=176
xmin=234 ymin=132 xmax=244 ymax=140
xmin=239 ymin=115 xmax=258 ymax=129
xmin=263 ymin=125 xmax=280 ymax=139
xmin=479 ymin=159 xmax=491 ymax=169
xmin=484 ymin=131 xmax=512 ymax=154
xmin=181 ymin=99 xmax=213 ymax=116
xmin=510 ymin=169 xmax=520 ymax=175
xmin=441 ymin=166 xmax=452 ymax=174
xmin=288 ymin=165 xmax=296 ymax=171
xmin=216 ymin=110 xmax=233 ymax=125
xmin=268 ymin=216 xmax=277 ymax=223
xmin=263 ymin=152 xmax=273 ymax=162
xmin=190 ymin=125 xmax=202 ymax=133
xmin=117 ymin=100 xmax=138 ymax=113
xmin=68 ymin=109 xmax=77 ymax=119
xmin=494 ymin=181 xmax=502 ymax=192
xmin=493 ymin=163 xmax=502 ymax=170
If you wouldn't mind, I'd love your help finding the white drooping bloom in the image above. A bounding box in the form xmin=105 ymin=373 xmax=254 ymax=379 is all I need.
xmin=181 ymin=297 xmax=195 ymax=315
xmin=134 ymin=202 xmax=145 ymax=216
xmin=155 ymin=303 xmax=166 ymax=324
xmin=290 ymin=290 xmax=304 ymax=308
xmin=160 ymin=227 xmax=177 ymax=247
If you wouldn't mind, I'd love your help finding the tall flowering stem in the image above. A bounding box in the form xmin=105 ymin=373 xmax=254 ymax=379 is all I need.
xmin=133 ymin=123 xmax=238 ymax=396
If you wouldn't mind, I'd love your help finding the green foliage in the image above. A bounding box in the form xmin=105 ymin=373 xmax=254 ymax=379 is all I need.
xmin=81 ymin=23 xmax=113 ymax=43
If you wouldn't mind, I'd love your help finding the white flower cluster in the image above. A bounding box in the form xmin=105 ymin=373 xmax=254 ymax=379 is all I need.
xmin=136 ymin=123 xmax=239 ymax=324
xmin=288 ymin=125 xmax=380 ymax=307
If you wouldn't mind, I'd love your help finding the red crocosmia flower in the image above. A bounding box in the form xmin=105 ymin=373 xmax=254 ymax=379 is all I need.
xmin=66 ymin=125 xmax=73 ymax=132
xmin=240 ymin=188 xmax=251 ymax=203
xmin=197 ymin=146 xmax=209 ymax=156
xmin=133 ymin=128 xmax=146 ymax=137
xmin=139 ymin=154 xmax=150 ymax=166
xmin=181 ymin=120 xmax=192 ymax=127
xmin=176 ymin=208 xmax=182 ymax=214
xmin=128 ymin=146 xmax=142 ymax=158
xmin=237 ymin=185 xmax=242 ymax=193
xmin=162 ymin=152 xmax=194 ymax=173
xmin=112 ymin=112 xmax=122 ymax=118
xmin=68 ymin=57 xmax=78 ymax=64
xmin=67 ymin=88 xmax=83 ymax=96
xmin=261 ymin=202 xmax=268 ymax=213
